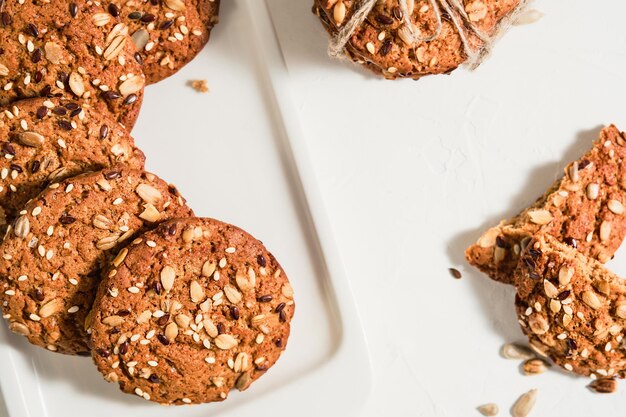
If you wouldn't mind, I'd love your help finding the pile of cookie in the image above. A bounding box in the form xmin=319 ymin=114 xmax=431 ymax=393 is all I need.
xmin=0 ymin=0 xmax=295 ymax=406
xmin=466 ymin=125 xmax=626 ymax=387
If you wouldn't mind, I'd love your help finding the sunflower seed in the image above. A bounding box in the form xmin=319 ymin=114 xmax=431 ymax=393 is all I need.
xmin=235 ymin=269 xmax=253 ymax=291
xmin=190 ymin=280 xmax=204 ymax=303
xmin=160 ymin=266 xmax=175 ymax=292
xmin=586 ymin=183 xmax=599 ymax=200
xmin=203 ymin=318 xmax=218 ymax=338
xmin=215 ymin=334 xmax=238 ymax=350
xmin=558 ymin=266 xmax=573 ymax=286
xmin=202 ymin=260 xmax=216 ymax=277
xmin=164 ymin=0 xmax=185 ymax=11
xmin=593 ymin=279 xmax=611 ymax=296
xmin=582 ymin=291 xmax=602 ymax=310
xmin=9 ymin=322 xmax=30 ymax=336
xmin=136 ymin=183 xmax=162 ymax=205
xmin=136 ymin=310 xmax=152 ymax=324
xmin=477 ymin=403 xmax=498 ymax=416
xmin=608 ymin=199 xmax=625 ymax=215
xmin=39 ymin=299 xmax=63 ymax=318
xmin=511 ymin=389 xmax=538 ymax=417
xmin=165 ymin=322 xmax=178 ymax=341
xmin=600 ymin=221 xmax=612 ymax=242
xmin=282 ymin=282 xmax=294 ymax=298
xmin=69 ymin=72 xmax=85 ymax=97
xmin=175 ymin=314 xmax=191 ymax=329
xmin=405 ymin=0 xmax=415 ymax=14
xmin=103 ymin=315 xmax=125 ymax=326
xmin=112 ymin=248 xmax=128 ymax=267
xmin=501 ymin=343 xmax=535 ymax=360
xmin=543 ymin=280 xmax=558 ymax=298
xmin=514 ymin=8 xmax=544 ymax=26
xmin=549 ymin=299 xmax=561 ymax=313
xmin=333 ymin=1 xmax=346 ymax=25
xmin=19 ymin=131 xmax=45 ymax=147
xmin=119 ymin=75 xmax=144 ymax=97
xmin=106 ymin=22 xmax=128 ymax=44
xmin=224 ymin=285 xmax=242 ymax=304
xmin=14 ymin=215 xmax=30 ymax=238
xmin=528 ymin=210 xmax=553 ymax=225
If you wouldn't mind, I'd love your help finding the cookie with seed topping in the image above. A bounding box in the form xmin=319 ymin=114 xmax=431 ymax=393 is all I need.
xmin=314 ymin=0 xmax=521 ymax=79
xmin=466 ymin=125 xmax=626 ymax=285
xmin=514 ymin=233 xmax=626 ymax=379
xmin=0 ymin=97 xmax=145 ymax=230
xmin=0 ymin=166 xmax=192 ymax=354
xmin=89 ymin=217 xmax=294 ymax=405
xmin=101 ymin=0 xmax=220 ymax=84
xmin=0 ymin=0 xmax=145 ymax=129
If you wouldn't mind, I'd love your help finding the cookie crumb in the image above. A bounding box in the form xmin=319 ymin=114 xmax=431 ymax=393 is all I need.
xmin=477 ymin=403 xmax=498 ymax=416
xmin=448 ymin=267 xmax=462 ymax=279
xmin=189 ymin=79 xmax=209 ymax=93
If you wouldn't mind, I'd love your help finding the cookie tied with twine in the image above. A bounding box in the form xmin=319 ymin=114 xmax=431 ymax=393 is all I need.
xmin=314 ymin=0 xmax=537 ymax=79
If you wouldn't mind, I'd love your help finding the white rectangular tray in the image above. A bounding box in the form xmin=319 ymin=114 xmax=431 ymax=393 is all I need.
xmin=0 ymin=1 xmax=371 ymax=415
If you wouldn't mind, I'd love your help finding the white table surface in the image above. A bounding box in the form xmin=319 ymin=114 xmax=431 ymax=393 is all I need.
xmin=268 ymin=0 xmax=626 ymax=416
xmin=3 ymin=1 xmax=626 ymax=416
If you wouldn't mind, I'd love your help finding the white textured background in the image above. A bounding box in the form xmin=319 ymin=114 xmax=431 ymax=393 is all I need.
xmin=269 ymin=0 xmax=626 ymax=415
xmin=3 ymin=1 xmax=626 ymax=416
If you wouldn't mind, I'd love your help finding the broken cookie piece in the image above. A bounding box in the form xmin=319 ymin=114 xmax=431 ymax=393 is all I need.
xmin=514 ymin=233 xmax=626 ymax=379
xmin=466 ymin=125 xmax=626 ymax=284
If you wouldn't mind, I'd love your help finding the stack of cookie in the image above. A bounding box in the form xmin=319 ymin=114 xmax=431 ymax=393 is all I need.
xmin=0 ymin=0 xmax=295 ymax=406
xmin=466 ymin=126 xmax=626 ymax=386
xmin=313 ymin=0 xmax=527 ymax=79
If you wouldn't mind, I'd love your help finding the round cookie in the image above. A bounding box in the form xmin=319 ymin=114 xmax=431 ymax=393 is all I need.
xmin=314 ymin=0 xmax=521 ymax=79
xmin=0 ymin=166 xmax=193 ymax=355
xmin=89 ymin=217 xmax=295 ymax=404
xmin=515 ymin=234 xmax=626 ymax=379
xmin=0 ymin=97 xmax=145 ymax=230
xmin=101 ymin=0 xmax=221 ymax=84
xmin=0 ymin=0 xmax=145 ymax=128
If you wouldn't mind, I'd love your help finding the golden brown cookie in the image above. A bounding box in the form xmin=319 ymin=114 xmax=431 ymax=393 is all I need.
xmin=515 ymin=233 xmax=626 ymax=379
xmin=89 ymin=217 xmax=295 ymax=404
xmin=314 ymin=0 xmax=521 ymax=79
xmin=101 ymin=0 xmax=220 ymax=84
xmin=0 ymin=166 xmax=192 ymax=355
xmin=0 ymin=0 xmax=145 ymax=129
xmin=0 ymin=97 xmax=145 ymax=230
xmin=466 ymin=125 xmax=626 ymax=285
